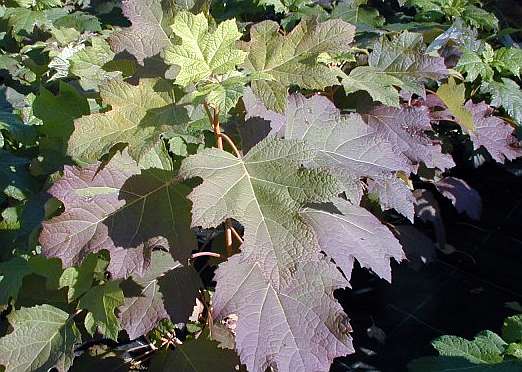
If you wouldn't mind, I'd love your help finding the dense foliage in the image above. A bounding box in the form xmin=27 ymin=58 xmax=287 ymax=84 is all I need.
xmin=0 ymin=0 xmax=521 ymax=371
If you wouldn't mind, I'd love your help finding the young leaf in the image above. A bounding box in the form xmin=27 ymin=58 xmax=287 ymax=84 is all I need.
xmin=302 ymin=197 xmax=405 ymax=282
xmin=39 ymin=147 xmax=195 ymax=279
xmin=481 ymin=78 xmax=522 ymax=127
xmin=118 ymin=251 xmax=201 ymax=340
xmin=436 ymin=77 xmax=475 ymax=133
xmin=241 ymin=18 xmax=355 ymax=111
xmin=456 ymin=48 xmax=494 ymax=82
xmin=432 ymin=331 xmax=506 ymax=364
xmin=180 ymin=137 xmax=339 ymax=286
xmin=368 ymin=31 xmax=448 ymax=97
xmin=213 ymin=257 xmax=353 ymax=372
xmin=59 ymin=253 xmax=98 ymax=302
xmin=164 ymin=12 xmax=247 ymax=87
xmin=492 ymin=47 xmax=522 ymax=78
xmin=109 ymin=0 xmax=178 ymax=64
xmin=79 ymin=281 xmax=124 ymax=341
xmin=68 ymin=78 xmax=188 ymax=163
xmin=0 ymin=304 xmax=80 ymax=372
xmin=503 ymin=315 xmax=522 ymax=344
xmin=331 ymin=0 xmax=384 ymax=30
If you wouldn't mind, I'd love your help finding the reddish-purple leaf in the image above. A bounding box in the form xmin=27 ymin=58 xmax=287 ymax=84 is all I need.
xmin=39 ymin=149 xmax=195 ymax=278
xmin=435 ymin=177 xmax=482 ymax=220
xmin=363 ymin=105 xmax=455 ymax=171
xmin=368 ymin=177 xmax=415 ymax=222
xmin=465 ymin=101 xmax=522 ymax=163
xmin=109 ymin=0 xmax=176 ymax=64
xmin=414 ymin=189 xmax=447 ymax=250
xmin=239 ymin=87 xmax=286 ymax=153
xmin=302 ymin=197 xmax=405 ymax=282
xmin=284 ymin=94 xmax=413 ymax=202
xmin=213 ymin=256 xmax=353 ymax=372
xmin=118 ymin=251 xmax=201 ymax=339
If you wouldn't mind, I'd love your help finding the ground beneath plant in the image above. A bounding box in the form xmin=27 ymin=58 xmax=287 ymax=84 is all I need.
xmin=332 ymin=158 xmax=522 ymax=371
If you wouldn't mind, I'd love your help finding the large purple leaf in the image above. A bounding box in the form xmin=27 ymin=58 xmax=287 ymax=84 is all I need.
xmin=363 ymin=105 xmax=455 ymax=171
xmin=284 ymin=94 xmax=413 ymax=202
xmin=302 ymin=197 xmax=405 ymax=282
xmin=465 ymin=101 xmax=522 ymax=163
xmin=39 ymin=148 xmax=195 ymax=278
xmin=435 ymin=177 xmax=482 ymax=220
xmin=118 ymin=251 xmax=201 ymax=339
xmin=213 ymin=256 xmax=353 ymax=372
xmin=414 ymin=189 xmax=446 ymax=250
xmin=109 ymin=0 xmax=176 ymax=64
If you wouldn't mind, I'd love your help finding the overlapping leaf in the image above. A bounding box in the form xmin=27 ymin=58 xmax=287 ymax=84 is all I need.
xmin=213 ymin=257 xmax=353 ymax=372
xmin=465 ymin=101 xmax=522 ymax=163
xmin=39 ymin=147 xmax=195 ymax=279
xmin=368 ymin=31 xmax=448 ymax=97
xmin=481 ymin=78 xmax=522 ymax=127
xmin=285 ymin=94 xmax=413 ymax=198
xmin=240 ymin=18 xmax=355 ymax=111
xmin=109 ymin=0 xmax=178 ymax=64
xmin=180 ymin=137 xmax=339 ymax=287
xmin=118 ymin=251 xmax=201 ymax=339
xmin=435 ymin=177 xmax=482 ymax=220
xmin=0 ymin=305 xmax=80 ymax=372
xmin=302 ymin=197 xmax=405 ymax=282
xmin=362 ymin=104 xmax=455 ymax=170
xmin=79 ymin=281 xmax=124 ymax=341
xmin=68 ymin=78 xmax=188 ymax=163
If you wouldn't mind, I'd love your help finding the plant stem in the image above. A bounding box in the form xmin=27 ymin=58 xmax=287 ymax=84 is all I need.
xmin=191 ymin=251 xmax=222 ymax=259
xmin=204 ymin=101 xmax=234 ymax=257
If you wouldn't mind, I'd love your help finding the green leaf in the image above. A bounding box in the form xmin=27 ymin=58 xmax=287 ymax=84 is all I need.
xmin=165 ymin=12 xmax=247 ymax=87
xmin=368 ymin=31 xmax=447 ymax=96
xmin=59 ymin=254 xmax=98 ymax=302
xmin=492 ymin=48 xmax=522 ymax=78
xmin=33 ymin=81 xmax=89 ymax=173
xmin=193 ymin=74 xmax=246 ymax=113
xmin=342 ymin=66 xmax=402 ymax=107
xmin=68 ymin=79 xmax=188 ymax=163
xmin=78 ymin=281 xmax=124 ymax=341
xmin=149 ymin=333 xmax=240 ymax=371
xmin=436 ymin=77 xmax=475 ymax=133
xmin=506 ymin=343 xmax=522 ymax=360
xmin=432 ymin=331 xmax=506 ymax=364
xmin=180 ymin=137 xmax=339 ymax=286
xmin=69 ymin=37 xmax=122 ymax=91
xmin=481 ymin=78 xmax=522 ymax=127
xmin=331 ymin=0 xmax=385 ymax=30
xmin=457 ymin=49 xmax=494 ymax=82
xmin=462 ymin=5 xmax=498 ymax=30
xmin=503 ymin=315 xmax=522 ymax=344
xmin=0 ymin=149 xmax=37 ymax=200
xmin=0 ymin=257 xmax=32 ymax=305
xmin=28 ymin=255 xmax=63 ymax=290
xmin=241 ymin=18 xmax=355 ymax=111
xmin=0 ymin=304 xmax=80 ymax=372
